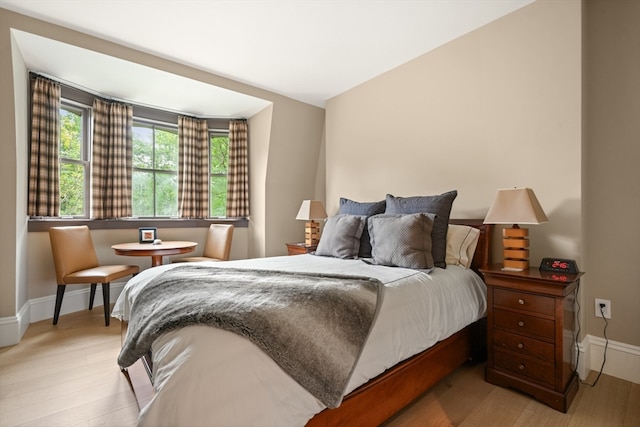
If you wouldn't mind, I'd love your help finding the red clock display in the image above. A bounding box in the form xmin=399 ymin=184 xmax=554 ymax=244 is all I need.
xmin=539 ymin=258 xmax=579 ymax=274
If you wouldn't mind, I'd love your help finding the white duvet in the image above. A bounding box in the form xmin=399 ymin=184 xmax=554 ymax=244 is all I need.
xmin=112 ymin=255 xmax=486 ymax=427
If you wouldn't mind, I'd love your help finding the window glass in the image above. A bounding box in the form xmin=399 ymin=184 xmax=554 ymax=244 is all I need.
xmin=59 ymin=104 xmax=89 ymax=217
xmin=156 ymin=172 xmax=178 ymax=216
xmin=59 ymin=162 xmax=85 ymax=216
xmin=210 ymin=133 xmax=229 ymax=217
xmin=60 ymin=107 xmax=82 ymax=160
xmin=132 ymin=122 xmax=179 ymax=217
xmin=132 ymin=125 xmax=153 ymax=169
xmin=155 ymin=127 xmax=179 ymax=171
xmin=132 ymin=170 xmax=154 ymax=216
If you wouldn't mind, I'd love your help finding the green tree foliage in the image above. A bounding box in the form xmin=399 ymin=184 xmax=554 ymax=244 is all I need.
xmin=59 ymin=108 xmax=85 ymax=216
xmin=210 ymin=135 xmax=229 ymax=217
xmin=132 ymin=124 xmax=178 ymax=217
xmin=155 ymin=128 xmax=178 ymax=171
xmin=132 ymin=125 xmax=153 ymax=169
xmin=132 ymin=170 xmax=154 ymax=216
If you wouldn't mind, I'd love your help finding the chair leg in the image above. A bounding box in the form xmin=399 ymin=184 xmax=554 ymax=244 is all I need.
xmin=89 ymin=283 xmax=97 ymax=310
xmin=102 ymin=282 xmax=110 ymax=326
xmin=53 ymin=285 xmax=66 ymax=325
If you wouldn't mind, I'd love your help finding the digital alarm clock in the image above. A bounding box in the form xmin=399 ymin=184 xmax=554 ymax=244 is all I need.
xmin=539 ymin=258 xmax=579 ymax=274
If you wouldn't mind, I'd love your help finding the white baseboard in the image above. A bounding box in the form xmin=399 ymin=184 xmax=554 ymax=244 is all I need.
xmin=29 ymin=282 xmax=126 ymax=323
xmin=0 ymin=282 xmax=126 ymax=347
xmin=577 ymin=334 xmax=640 ymax=385
xmin=0 ymin=303 xmax=30 ymax=347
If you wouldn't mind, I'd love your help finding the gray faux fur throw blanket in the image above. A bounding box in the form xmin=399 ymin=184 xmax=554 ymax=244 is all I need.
xmin=117 ymin=265 xmax=383 ymax=408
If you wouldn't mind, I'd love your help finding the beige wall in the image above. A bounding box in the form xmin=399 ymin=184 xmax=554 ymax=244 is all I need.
xmin=324 ymin=0 xmax=639 ymax=347
xmin=583 ymin=0 xmax=640 ymax=346
xmin=326 ymin=0 xmax=582 ymax=262
xmin=263 ymin=102 xmax=326 ymax=255
xmin=248 ymin=106 xmax=273 ymax=259
xmin=0 ymin=9 xmax=325 ymax=321
xmin=247 ymin=102 xmax=326 ymax=258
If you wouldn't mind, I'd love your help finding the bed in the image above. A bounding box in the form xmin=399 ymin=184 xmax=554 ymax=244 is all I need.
xmin=115 ymin=213 xmax=492 ymax=427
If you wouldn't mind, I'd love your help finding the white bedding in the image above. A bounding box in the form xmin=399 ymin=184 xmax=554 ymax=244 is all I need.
xmin=112 ymin=254 xmax=487 ymax=427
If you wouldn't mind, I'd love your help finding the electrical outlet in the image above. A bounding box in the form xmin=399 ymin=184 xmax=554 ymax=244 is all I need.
xmin=595 ymin=298 xmax=611 ymax=319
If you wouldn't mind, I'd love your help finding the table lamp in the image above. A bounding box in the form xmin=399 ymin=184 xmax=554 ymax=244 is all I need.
xmin=483 ymin=188 xmax=548 ymax=271
xmin=295 ymin=200 xmax=327 ymax=246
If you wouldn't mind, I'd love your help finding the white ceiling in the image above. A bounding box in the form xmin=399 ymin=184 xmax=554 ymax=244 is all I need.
xmin=1 ymin=0 xmax=534 ymax=117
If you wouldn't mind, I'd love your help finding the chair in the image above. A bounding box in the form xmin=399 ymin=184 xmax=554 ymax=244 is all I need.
xmin=49 ymin=226 xmax=139 ymax=326
xmin=173 ymin=224 xmax=234 ymax=263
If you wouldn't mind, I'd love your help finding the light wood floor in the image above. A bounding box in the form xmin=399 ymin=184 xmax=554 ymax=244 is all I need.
xmin=1 ymin=309 xmax=638 ymax=427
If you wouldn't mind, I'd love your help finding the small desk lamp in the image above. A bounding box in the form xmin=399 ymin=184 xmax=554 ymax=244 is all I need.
xmin=483 ymin=188 xmax=548 ymax=271
xmin=295 ymin=200 xmax=328 ymax=246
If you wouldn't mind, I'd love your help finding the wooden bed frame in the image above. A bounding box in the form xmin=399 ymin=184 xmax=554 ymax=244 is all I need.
xmin=121 ymin=219 xmax=493 ymax=426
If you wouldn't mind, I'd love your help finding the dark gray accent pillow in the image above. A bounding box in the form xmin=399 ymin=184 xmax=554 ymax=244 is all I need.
xmin=384 ymin=190 xmax=458 ymax=268
xmin=368 ymin=213 xmax=435 ymax=269
xmin=315 ymin=214 xmax=366 ymax=259
xmin=338 ymin=197 xmax=386 ymax=258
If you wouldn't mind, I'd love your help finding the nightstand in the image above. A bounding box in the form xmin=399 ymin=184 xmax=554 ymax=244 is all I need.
xmin=286 ymin=243 xmax=317 ymax=255
xmin=480 ymin=264 xmax=584 ymax=413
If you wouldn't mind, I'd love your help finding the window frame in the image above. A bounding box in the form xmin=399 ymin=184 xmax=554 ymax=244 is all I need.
xmin=28 ymin=73 xmax=243 ymax=226
xmin=131 ymin=118 xmax=180 ymax=218
xmin=58 ymin=99 xmax=91 ymax=218
xmin=209 ymin=129 xmax=230 ymax=218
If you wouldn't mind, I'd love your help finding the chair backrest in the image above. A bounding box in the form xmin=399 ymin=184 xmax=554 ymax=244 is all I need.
xmin=202 ymin=224 xmax=234 ymax=261
xmin=49 ymin=226 xmax=99 ymax=284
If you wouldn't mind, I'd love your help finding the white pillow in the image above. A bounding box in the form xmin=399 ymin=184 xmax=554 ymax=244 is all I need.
xmin=446 ymin=225 xmax=480 ymax=268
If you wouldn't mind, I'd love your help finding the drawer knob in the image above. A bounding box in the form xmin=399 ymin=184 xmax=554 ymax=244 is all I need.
xmin=518 ymin=320 xmax=525 ymax=327
xmin=519 ymin=364 xmax=525 ymax=370
xmin=518 ymin=343 xmax=524 ymax=349
xmin=518 ymin=298 xmax=525 ymax=305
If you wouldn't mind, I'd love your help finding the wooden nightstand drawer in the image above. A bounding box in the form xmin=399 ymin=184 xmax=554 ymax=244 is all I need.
xmin=481 ymin=265 xmax=583 ymax=413
xmin=494 ymin=350 xmax=555 ymax=386
xmin=493 ymin=329 xmax=554 ymax=361
xmin=494 ymin=288 xmax=554 ymax=316
xmin=494 ymin=308 xmax=555 ymax=340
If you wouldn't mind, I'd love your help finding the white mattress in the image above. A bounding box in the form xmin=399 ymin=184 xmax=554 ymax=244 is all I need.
xmin=112 ymin=255 xmax=487 ymax=427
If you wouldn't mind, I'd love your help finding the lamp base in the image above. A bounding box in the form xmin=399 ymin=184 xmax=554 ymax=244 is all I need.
xmin=304 ymin=220 xmax=320 ymax=246
xmin=502 ymin=259 xmax=529 ymax=271
xmin=502 ymin=225 xmax=530 ymax=271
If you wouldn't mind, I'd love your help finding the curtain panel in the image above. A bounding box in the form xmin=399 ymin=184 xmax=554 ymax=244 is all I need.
xmin=226 ymin=119 xmax=250 ymax=218
xmin=178 ymin=116 xmax=209 ymax=218
xmin=91 ymin=99 xmax=133 ymax=219
xmin=28 ymin=77 xmax=61 ymax=217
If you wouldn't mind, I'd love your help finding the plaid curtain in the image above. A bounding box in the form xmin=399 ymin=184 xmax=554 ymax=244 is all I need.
xmin=28 ymin=77 xmax=61 ymax=217
xmin=178 ymin=116 xmax=209 ymax=218
xmin=91 ymin=99 xmax=133 ymax=219
xmin=226 ymin=119 xmax=249 ymax=217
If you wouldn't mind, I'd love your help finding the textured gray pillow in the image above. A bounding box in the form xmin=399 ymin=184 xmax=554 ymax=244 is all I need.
xmin=368 ymin=213 xmax=435 ymax=269
xmin=385 ymin=191 xmax=457 ymax=268
xmin=315 ymin=214 xmax=366 ymax=259
xmin=338 ymin=197 xmax=386 ymax=258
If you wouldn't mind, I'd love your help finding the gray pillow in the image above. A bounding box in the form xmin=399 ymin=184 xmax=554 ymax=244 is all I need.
xmin=368 ymin=213 xmax=435 ymax=269
xmin=315 ymin=214 xmax=366 ymax=259
xmin=384 ymin=190 xmax=457 ymax=268
xmin=338 ymin=197 xmax=386 ymax=258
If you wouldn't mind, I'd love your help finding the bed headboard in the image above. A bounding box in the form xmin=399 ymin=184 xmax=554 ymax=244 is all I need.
xmin=449 ymin=219 xmax=493 ymax=272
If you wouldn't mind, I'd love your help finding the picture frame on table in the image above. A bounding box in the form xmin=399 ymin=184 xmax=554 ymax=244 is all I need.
xmin=138 ymin=227 xmax=157 ymax=244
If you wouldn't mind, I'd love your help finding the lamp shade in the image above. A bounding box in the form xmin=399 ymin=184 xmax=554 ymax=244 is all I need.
xmin=483 ymin=188 xmax=548 ymax=225
xmin=295 ymin=200 xmax=327 ymax=221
